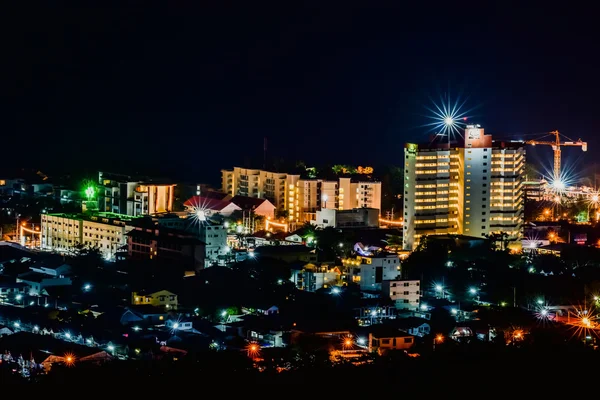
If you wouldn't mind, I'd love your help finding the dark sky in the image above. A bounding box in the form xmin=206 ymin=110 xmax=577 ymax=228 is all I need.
xmin=2 ymin=5 xmax=599 ymax=183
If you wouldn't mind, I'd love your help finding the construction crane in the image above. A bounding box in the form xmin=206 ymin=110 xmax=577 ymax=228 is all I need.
xmin=525 ymin=130 xmax=587 ymax=181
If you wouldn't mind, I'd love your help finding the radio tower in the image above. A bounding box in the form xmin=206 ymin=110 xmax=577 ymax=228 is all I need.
xmin=263 ymin=137 xmax=267 ymax=170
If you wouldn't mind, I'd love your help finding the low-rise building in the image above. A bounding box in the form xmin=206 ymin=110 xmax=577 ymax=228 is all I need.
xmin=16 ymin=271 xmax=72 ymax=296
xmin=289 ymin=263 xmax=340 ymax=292
xmin=382 ymin=279 xmax=421 ymax=310
xmin=394 ymin=317 xmax=431 ymax=337
xmin=314 ymin=208 xmax=379 ymax=229
xmin=41 ymin=213 xmax=137 ymax=261
xmin=132 ymin=289 xmax=178 ymax=309
xmin=0 ymin=281 xmax=28 ymax=300
xmin=126 ymin=226 xmax=206 ymax=272
xmin=197 ymin=222 xmax=228 ymax=267
xmin=343 ymin=253 xmax=401 ymax=291
xmin=98 ymin=171 xmax=176 ymax=216
xmin=365 ymin=325 xmax=415 ymax=354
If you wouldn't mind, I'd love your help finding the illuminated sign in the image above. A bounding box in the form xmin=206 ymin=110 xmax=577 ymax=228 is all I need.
xmin=466 ymin=129 xmax=481 ymax=139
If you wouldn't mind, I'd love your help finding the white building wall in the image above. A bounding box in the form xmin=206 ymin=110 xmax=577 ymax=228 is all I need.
xmin=383 ymin=280 xmax=421 ymax=310
xmin=403 ymin=126 xmax=524 ymax=250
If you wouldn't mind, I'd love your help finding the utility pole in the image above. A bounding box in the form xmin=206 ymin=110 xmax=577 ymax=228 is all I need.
xmin=513 ymin=287 xmax=516 ymax=308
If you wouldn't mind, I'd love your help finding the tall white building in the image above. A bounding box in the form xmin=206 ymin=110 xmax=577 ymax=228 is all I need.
xmin=403 ymin=125 xmax=525 ymax=250
xmin=41 ymin=213 xmax=136 ymax=261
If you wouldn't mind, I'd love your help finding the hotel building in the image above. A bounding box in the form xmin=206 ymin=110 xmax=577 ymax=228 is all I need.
xmin=98 ymin=171 xmax=175 ymax=216
xmin=41 ymin=213 xmax=137 ymax=260
xmin=403 ymin=125 xmax=525 ymax=250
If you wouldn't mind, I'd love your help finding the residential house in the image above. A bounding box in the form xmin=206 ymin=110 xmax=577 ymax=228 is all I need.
xmin=132 ymin=289 xmax=178 ymax=309
xmin=166 ymin=318 xmax=194 ymax=331
xmin=230 ymin=195 xmax=276 ymax=219
xmin=242 ymin=304 xmax=279 ymax=316
xmin=0 ymin=242 xmax=37 ymax=271
xmin=0 ymin=281 xmax=28 ymax=301
xmin=120 ymin=306 xmax=171 ymax=325
xmin=0 ymin=325 xmax=14 ymax=337
xmin=365 ymin=325 xmax=415 ymax=354
xmin=393 ymin=317 xmax=431 ymax=337
xmin=17 ymin=268 xmax=72 ymax=296
xmin=0 ymin=332 xmax=112 ymax=369
xmin=230 ymin=315 xmax=288 ymax=347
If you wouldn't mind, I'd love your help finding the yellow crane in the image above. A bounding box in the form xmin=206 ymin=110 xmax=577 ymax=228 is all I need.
xmin=525 ymin=130 xmax=587 ymax=180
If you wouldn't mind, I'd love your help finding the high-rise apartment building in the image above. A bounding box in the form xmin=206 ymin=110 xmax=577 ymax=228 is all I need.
xmin=403 ymin=125 xmax=524 ymax=250
xmin=222 ymin=167 xmax=382 ymax=224
xmin=221 ymin=167 xmax=300 ymax=217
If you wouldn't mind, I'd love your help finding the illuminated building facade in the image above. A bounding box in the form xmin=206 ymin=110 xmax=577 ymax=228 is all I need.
xmin=221 ymin=167 xmax=300 ymax=217
xmin=382 ymin=279 xmax=421 ymax=310
xmin=41 ymin=213 xmax=136 ymax=261
xmin=290 ymin=178 xmax=382 ymax=223
xmin=343 ymin=254 xmax=401 ymax=291
xmin=98 ymin=171 xmax=175 ymax=216
xmin=222 ymin=168 xmax=382 ymax=224
xmin=403 ymin=125 xmax=525 ymax=250
xmin=131 ymin=289 xmax=178 ymax=309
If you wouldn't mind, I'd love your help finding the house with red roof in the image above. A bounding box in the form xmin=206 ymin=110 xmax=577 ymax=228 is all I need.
xmin=183 ymin=196 xmax=241 ymax=217
xmin=230 ymin=195 xmax=276 ymax=219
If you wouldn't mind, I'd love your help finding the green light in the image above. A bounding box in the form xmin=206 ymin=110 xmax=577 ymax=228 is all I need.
xmin=85 ymin=186 xmax=95 ymax=200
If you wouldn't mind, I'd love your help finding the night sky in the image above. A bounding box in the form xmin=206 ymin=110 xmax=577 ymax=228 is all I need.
xmin=3 ymin=5 xmax=599 ymax=184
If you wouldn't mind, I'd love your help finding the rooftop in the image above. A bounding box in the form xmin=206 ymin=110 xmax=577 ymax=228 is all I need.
xmin=0 ymin=242 xmax=37 ymax=263
xmin=183 ymin=196 xmax=236 ymax=211
xmin=0 ymin=332 xmax=107 ymax=360
xmin=126 ymin=227 xmax=204 ymax=245
xmin=253 ymin=245 xmax=312 ymax=254
xmin=230 ymin=195 xmax=274 ymax=210
xmin=45 ymin=212 xmax=140 ymax=223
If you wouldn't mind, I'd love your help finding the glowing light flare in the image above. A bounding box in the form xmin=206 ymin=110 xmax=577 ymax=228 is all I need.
xmin=435 ymin=334 xmax=444 ymax=344
xmin=567 ymin=306 xmax=600 ymax=340
xmin=342 ymin=335 xmax=354 ymax=349
xmin=246 ymin=342 xmax=260 ymax=357
xmin=84 ymin=186 xmax=95 ymax=200
xmin=64 ymin=353 xmax=76 ymax=366
xmin=422 ymin=94 xmax=472 ymax=138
